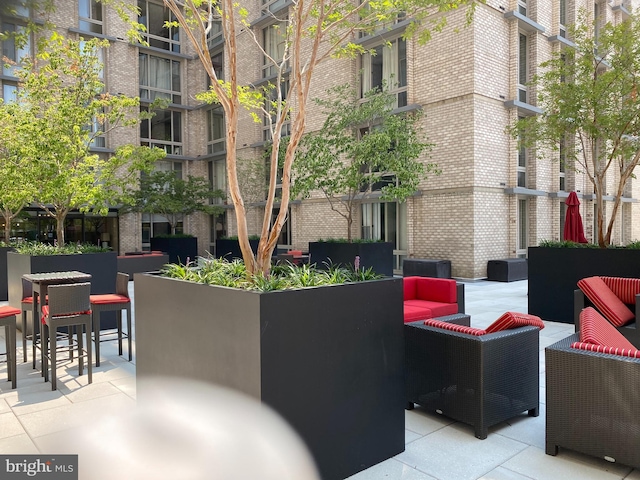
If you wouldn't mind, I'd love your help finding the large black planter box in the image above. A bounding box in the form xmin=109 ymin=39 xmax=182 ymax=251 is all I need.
xmin=117 ymin=252 xmax=169 ymax=276
xmin=402 ymin=258 xmax=451 ymax=278
xmin=150 ymin=236 xmax=197 ymax=264
xmin=0 ymin=246 xmax=14 ymax=301
xmin=308 ymin=242 xmax=394 ymax=277
xmin=214 ymin=238 xmax=260 ymax=260
xmin=529 ymin=247 xmax=640 ymax=323
xmin=134 ymin=274 xmax=405 ymax=480
xmin=7 ymin=251 xmax=118 ymax=330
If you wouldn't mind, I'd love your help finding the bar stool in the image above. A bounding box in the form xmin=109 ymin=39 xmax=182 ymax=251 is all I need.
xmin=41 ymin=282 xmax=93 ymax=390
xmin=90 ymin=272 xmax=132 ymax=366
xmin=0 ymin=306 xmax=20 ymax=389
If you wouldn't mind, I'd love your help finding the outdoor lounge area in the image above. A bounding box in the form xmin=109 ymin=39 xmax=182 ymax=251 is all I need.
xmin=0 ymin=279 xmax=639 ymax=480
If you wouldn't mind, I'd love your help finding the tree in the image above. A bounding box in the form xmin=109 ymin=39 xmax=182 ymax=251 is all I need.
xmin=293 ymin=85 xmax=435 ymax=242
xmin=512 ymin=12 xmax=640 ymax=248
xmin=104 ymin=0 xmax=477 ymax=275
xmin=12 ymin=33 xmax=166 ymax=246
xmin=126 ymin=170 xmax=224 ymax=235
xmin=0 ymin=102 xmax=37 ymax=243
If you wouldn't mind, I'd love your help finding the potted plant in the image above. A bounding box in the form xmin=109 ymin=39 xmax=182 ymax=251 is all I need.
xmin=125 ymin=170 xmax=223 ymax=263
xmin=134 ymin=259 xmax=405 ymax=480
xmin=215 ymin=235 xmax=261 ymax=260
xmin=293 ymin=85 xmax=435 ymax=276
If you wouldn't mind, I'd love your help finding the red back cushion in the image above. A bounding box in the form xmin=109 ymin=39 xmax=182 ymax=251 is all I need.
xmin=571 ymin=341 xmax=640 ymax=358
xmin=403 ymin=277 xmax=418 ymax=301
xmin=579 ymin=306 xmax=636 ymax=350
xmin=485 ymin=312 xmax=545 ymax=333
xmin=415 ymin=278 xmax=457 ymax=303
xmin=578 ymin=276 xmax=635 ymax=327
xmin=601 ymin=276 xmax=640 ymax=305
xmin=423 ymin=318 xmax=486 ymax=336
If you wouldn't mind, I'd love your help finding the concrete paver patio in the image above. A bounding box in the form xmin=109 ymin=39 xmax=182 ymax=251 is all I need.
xmin=0 ymin=279 xmax=638 ymax=479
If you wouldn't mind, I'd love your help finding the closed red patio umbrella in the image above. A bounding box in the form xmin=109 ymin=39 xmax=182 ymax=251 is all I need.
xmin=563 ymin=191 xmax=588 ymax=243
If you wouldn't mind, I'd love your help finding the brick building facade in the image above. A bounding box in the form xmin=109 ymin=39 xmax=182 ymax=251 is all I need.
xmin=1 ymin=0 xmax=638 ymax=278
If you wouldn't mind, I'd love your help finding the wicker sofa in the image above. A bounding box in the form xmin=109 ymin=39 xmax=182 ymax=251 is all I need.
xmin=405 ymin=313 xmax=542 ymax=439
xmin=546 ymin=332 xmax=640 ymax=468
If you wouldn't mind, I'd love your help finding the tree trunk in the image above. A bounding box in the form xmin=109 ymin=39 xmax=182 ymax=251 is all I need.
xmin=56 ymin=212 xmax=66 ymax=247
xmin=347 ymin=215 xmax=353 ymax=243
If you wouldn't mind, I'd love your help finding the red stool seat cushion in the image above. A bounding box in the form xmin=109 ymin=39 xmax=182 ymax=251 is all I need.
xmin=90 ymin=294 xmax=130 ymax=305
xmin=0 ymin=306 xmax=21 ymax=318
xmin=41 ymin=305 xmax=92 ymax=324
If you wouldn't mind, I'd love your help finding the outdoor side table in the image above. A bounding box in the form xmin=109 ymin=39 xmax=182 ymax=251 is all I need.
xmin=23 ymin=271 xmax=92 ymax=370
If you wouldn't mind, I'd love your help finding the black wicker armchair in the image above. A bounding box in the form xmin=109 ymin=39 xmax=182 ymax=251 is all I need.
xmin=546 ymin=333 xmax=640 ymax=468
xmin=405 ymin=320 xmax=540 ymax=439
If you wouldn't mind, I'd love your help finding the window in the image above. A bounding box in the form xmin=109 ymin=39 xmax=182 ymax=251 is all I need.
xmin=262 ymin=79 xmax=290 ymax=141
xmin=139 ymin=53 xmax=181 ymax=103
xmin=517 ymin=117 xmax=527 ymax=187
xmin=138 ymin=0 xmax=180 ymax=52
xmin=361 ymin=38 xmax=407 ymax=108
xmin=560 ymin=201 xmax=567 ymax=240
xmin=1 ymin=22 xmax=30 ymax=77
xmin=80 ymin=40 xmax=104 ymax=80
xmin=262 ymin=21 xmax=287 ymax=78
xmin=2 ymin=1 xmax=29 ymax=17
xmin=140 ymin=108 xmax=183 ymax=155
xmin=559 ymin=0 xmax=566 ymax=38
xmin=209 ymin=159 xmax=226 ymax=205
xmin=361 ymin=202 xmax=407 ymax=273
xmin=210 ymin=212 xmax=227 ymax=252
xmin=2 ymin=82 xmax=17 ymax=102
xmin=262 ymin=0 xmax=288 ymax=15
xmin=518 ymin=0 xmax=527 ymax=16
xmin=211 ymin=50 xmax=223 ymax=80
xmin=78 ymin=0 xmax=103 ymax=34
xmin=206 ymin=18 xmax=223 ymax=49
xmin=518 ymin=33 xmax=528 ymax=103
xmin=207 ymin=107 xmax=225 ymax=154
xmin=517 ymin=198 xmax=528 ymax=257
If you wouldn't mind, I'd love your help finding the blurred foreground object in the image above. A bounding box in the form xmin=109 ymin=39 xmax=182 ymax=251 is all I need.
xmin=67 ymin=378 xmax=320 ymax=480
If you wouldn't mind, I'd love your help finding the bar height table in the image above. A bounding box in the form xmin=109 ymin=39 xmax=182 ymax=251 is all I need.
xmin=22 ymin=271 xmax=92 ymax=370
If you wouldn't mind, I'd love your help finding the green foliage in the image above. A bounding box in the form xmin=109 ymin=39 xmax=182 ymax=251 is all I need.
xmin=293 ymin=84 xmax=436 ymax=241
xmin=160 ymin=256 xmax=384 ymax=291
xmin=124 ymin=170 xmax=224 ymax=234
xmin=539 ymin=239 xmax=618 ymax=249
xmin=511 ymin=12 xmax=640 ymax=247
xmin=12 ymin=241 xmax=110 ymax=256
xmin=1 ymin=32 xmax=165 ymax=246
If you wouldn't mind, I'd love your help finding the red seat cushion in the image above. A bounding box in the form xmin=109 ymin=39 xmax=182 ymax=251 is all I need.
xmin=578 ymin=276 xmax=635 ymax=327
xmin=21 ymin=296 xmax=33 ymax=304
xmin=403 ymin=277 xmax=418 ymax=301
xmin=90 ymin=294 xmax=130 ymax=305
xmin=485 ymin=312 xmax=545 ymax=333
xmin=0 ymin=306 xmax=21 ymax=318
xmin=579 ymin=306 xmax=636 ymax=350
xmin=404 ymin=305 xmax=433 ymax=323
xmin=423 ymin=318 xmax=486 ymax=336
xmin=404 ymin=300 xmax=457 ymax=317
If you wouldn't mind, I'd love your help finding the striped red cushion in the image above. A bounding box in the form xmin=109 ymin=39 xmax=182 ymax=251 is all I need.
xmin=579 ymin=307 xmax=636 ymax=350
xmin=485 ymin=312 xmax=545 ymax=333
xmin=601 ymin=276 xmax=640 ymax=305
xmin=571 ymin=341 xmax=640 ymax=358
xmin=41 ymin=305 xmax=92 ymax=324
xmin=578 ymin=276 xmax=635 ymax=327
xmin=423 ymin=318 xmax=486 ymax=336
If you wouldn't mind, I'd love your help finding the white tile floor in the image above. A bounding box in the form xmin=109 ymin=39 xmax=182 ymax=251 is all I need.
xmin=0 ymin=279 xmax=638 ymax=479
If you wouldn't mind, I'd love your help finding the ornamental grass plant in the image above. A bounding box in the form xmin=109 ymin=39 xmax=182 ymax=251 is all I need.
xmin=161 ymin=256 xmax=383 ymax=292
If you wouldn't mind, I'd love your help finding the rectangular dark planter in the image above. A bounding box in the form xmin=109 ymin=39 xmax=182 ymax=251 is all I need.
xmin=308 ymin=242 xmax=394 ymax=277
xmin=150 ymin=237 xmax=198 ymax=264
xmin=214 ymin=238 xmax=260 ymax=260
xmin=0 ymin=246 xmax=14 ymax=301
xmin=487 ymin=258 xmax=528 ymax=282
xmin=402 ymin=258 xmax=451 ymax=278
xmin=8 ymin=251 xmax=118 ymax=330
xmin=134 ymin=274 xmax=405 ymax=480
xmin=528 ymin=247 xmax=640 ymax=323
xmin=117 ymin=252 xmax=169 ymax=276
